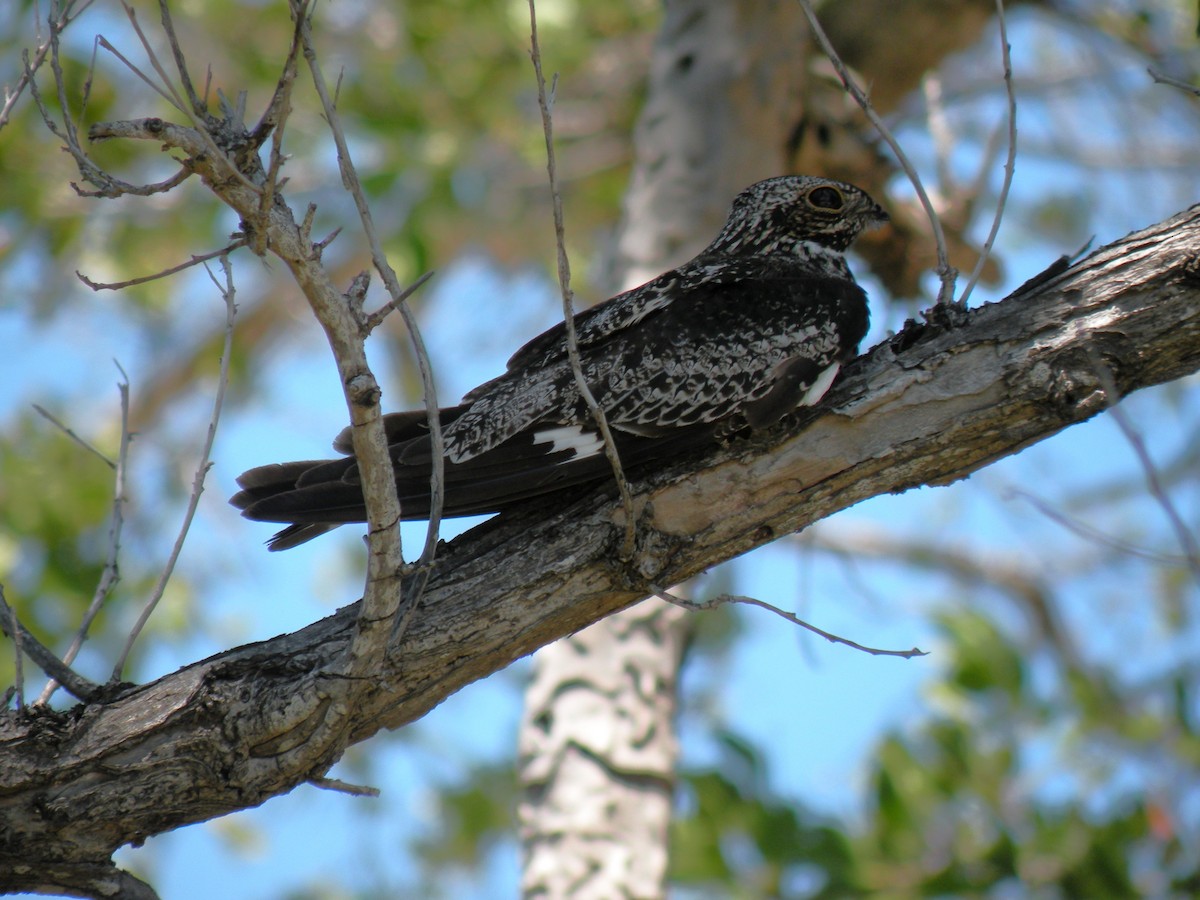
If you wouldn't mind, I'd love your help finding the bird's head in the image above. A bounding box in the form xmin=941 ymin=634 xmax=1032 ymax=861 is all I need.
xmin=707 ymin=175 xmax=888 ymax=258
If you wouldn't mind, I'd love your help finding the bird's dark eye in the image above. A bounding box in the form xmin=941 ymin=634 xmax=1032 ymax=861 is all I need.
xmin=807 ymin=186 xmax=844 ymax=211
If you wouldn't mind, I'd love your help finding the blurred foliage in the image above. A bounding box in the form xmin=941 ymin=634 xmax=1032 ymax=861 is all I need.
xmin=669 ymin=608 xmax=1200 ymax=898
xmin=0 ymin=0 xmax=656 ymax=319
xmin=397 ymin=600 xmax=1200 ymax=898
xmin=412 ymin=762 xmax=517 ymax=883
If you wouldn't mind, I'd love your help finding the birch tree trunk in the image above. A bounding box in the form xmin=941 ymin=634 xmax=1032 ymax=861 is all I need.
xmin=518 ymin=3 xmax=807 ymax=896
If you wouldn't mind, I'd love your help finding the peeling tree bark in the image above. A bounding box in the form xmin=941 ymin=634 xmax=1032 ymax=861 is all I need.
xmin=4 ymin=203 xmax=1200 ymax=891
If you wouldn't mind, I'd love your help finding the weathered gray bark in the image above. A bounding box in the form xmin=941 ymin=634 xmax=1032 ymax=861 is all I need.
xmin=4 ymin=202 xmax=1200 ymax=892
xmin=518 ymin=2 xmax=806 ymax=897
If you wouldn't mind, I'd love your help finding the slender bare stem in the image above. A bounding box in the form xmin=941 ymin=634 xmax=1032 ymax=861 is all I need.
xmin=148 ymin=0 xmax=201 ymax=115
xmin=250 ymin=8 xmax=306 ymax=254
xmin=37 ymin=369 xmax=131 ymax=705
xmin=295 ymin=2 xmax=444 ymax=593
xmin=111 ymin=256 xmax=237 ymax=681
xmin=147 ymin=1 xmax=264 ymax=197
xmin=957 ymin=0 xmax=1018 ymax=307
xmin=96 ymin=33 xmax=185 ymax=113
xmin=48 ymin=0 xmax=83 ymax=152
xmin=25 ymin=19 xmax=195 ymax=199
xmin=309 ymin=776 xmax=381 ymax=797
xmin=362 ymin=271 xmax=435 ymax=333
xmin=152 ymin=0 xmax=204 ymax=116
xmin=32 ymin=403 xmax=115 ymax=468
xmin=77 ymin=239 xmax=247 ymax=290
xmin=6 ymin=588 xmax=23 ymax=709
xmin=797 ymin=0 xmax=957 ymax=304
xmin=654 ymin=587 xmax=927 ymax=659
xmin=528 ymin=0 xmax=637 ymax=558
xmin=1148 ymin=67 xmax=1200 ymax=98
xmin=1088 ymin=352 xmax=1200 ymax=586
xmin=1009 ymin=489 xmax=1189 ymax=566
xmin=0 ymin=0 xmax=95 ymax=132
xmin=0 ymin=584 xmax=102 ymax=702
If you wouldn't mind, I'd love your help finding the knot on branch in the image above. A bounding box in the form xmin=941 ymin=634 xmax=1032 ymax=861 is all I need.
xmin=346 ymin=374 xmax=381 ymax=409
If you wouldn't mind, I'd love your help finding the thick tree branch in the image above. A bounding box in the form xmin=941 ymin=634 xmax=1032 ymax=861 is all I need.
xmin=4 ymin=204 xmax=1200 ymax=880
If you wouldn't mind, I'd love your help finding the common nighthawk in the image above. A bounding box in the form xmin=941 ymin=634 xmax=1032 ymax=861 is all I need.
xmin=231 ymin=175 xmax=887 ymax=549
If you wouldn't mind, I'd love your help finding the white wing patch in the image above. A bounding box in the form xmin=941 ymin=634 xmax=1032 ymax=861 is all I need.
xmin=798 ymin=362 xmax=841 ymax=407
xmin=534 ymin=425 xmax=605 ymax=459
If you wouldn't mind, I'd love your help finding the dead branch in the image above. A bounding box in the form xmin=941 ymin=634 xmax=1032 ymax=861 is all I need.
xmin=0 ymin=585 xmax=103 ymax=702
xmin=37 ymin=369 xmax=131 ymax=705
xmin=527 ymin=0 xmax=638 ymax=558
xmin=0 ymin=0 xmax=94 ymax=132
xmin=958 ymin=0 xmax=1017 ymax=307
xmin=654 ymin=587 xmax=926 ymax=658
xmin=111 ymin=255 xmax=238 ymax=681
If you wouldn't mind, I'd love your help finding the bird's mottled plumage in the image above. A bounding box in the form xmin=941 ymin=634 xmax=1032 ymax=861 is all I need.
xmin=231 ymin=176 xmax=887 ymax=549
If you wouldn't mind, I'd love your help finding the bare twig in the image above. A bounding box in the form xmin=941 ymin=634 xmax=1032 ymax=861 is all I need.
xmin=96 ymin=33 xmax=185 ymax=114
xmin=144 ymin=1 xmax=265 ymax=198
xmin=296 ymin=1 xmax=443 ymax=598
xmin=246 ymin=6 xmax=306 ymax=253
xmin=119 ymin=0 xmax=192 ymax=112
xmin=25 ymin=37 xmax=192 ymax=200
xmin=0 ymin=584 xmax=102 ymax=702
xmin=308 ymin=776 xmax=382 ymax=798
xmin=111 ymin=256 xmax=237 ymax=681
xmin=32 ymin=403 xmax=115 ymax=468
xmin=76 ymin=1 xmax=262 ymax=209
xmin=6 ymin=587 xmax=24 ymax=710
xmin=362 ymin=270 xmax=436 ymax=333
xmin=45 ymin=3 xmax=208 ymax=204
xmin=1148 ymin=67 xmax=1200 ymax=98
xmin=528 ymin=0 xmax=637 ymax=559
xmin=77 ymin=239 xmax=247 ymax=291
xmin=21 ymin=0 xmax=143 ymax=202
xmin=78 ymin=28 xmax=100 ymax=125
xmin=796 ymin=525 xmax=1084 ymax=672
xmin=0 ymin=0 xmax=95 ymax=132
xmin=48 ymin=0 xmax=86 ymax=154
xmin=957 ymin=0 xmax=1018 ymax=307
xmin=87 ymin=377 xmax=133 ymax=612
xmin=654 ymin=586 xmax=927 ymax=659
xmin=77 ymin=165 xmax=194 ymax=200
xmin=250 ymin=14 xmax=303 ymax=148
xmin=1089 ymin=353 xmax=1200 ymax=586
xmin=797 ymin=0 xmax=958 ymax=305
xmin=1008 ymin=489 xmax=1189 ymax=566
xmin=148 ymin=0 xmax=203 ymax=116
xmin=37 ymin=367 xmax=131 ymax=705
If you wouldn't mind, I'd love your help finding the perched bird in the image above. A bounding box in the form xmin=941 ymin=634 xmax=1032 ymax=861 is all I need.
xmin=231 ymin=175 xmax=887 ymax=550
